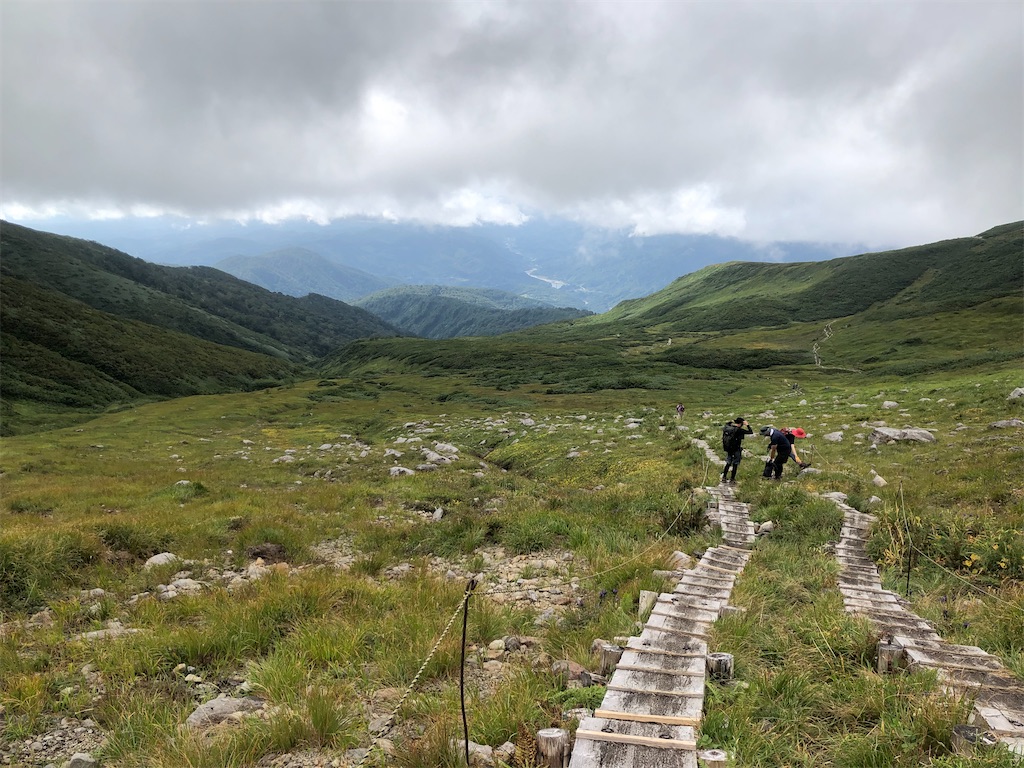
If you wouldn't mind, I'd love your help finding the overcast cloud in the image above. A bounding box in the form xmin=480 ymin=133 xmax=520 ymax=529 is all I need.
xmin=1 ymin=0 xmax=1021 ymax=247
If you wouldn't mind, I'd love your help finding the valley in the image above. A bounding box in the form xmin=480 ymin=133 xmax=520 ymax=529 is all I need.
xmin=0 ymin=221 xmax=1021 ymax=767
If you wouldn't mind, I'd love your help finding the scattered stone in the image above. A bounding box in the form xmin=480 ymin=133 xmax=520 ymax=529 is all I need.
xmin=668 ymin=551 xmax=694 ymax=570
xmin=144 ymin=552 xmax=180 ymax=569
xmin=882 ymin=401 xmax=899 ymax=409
xmin=1008 ymin=387 xmax=1024 ymax=400
xmin=185 ymin=695 xmax=264 ymax=729
xmin=872 ymin=475 xmax=888 ymax=488
xmin=453 ymin=740 xmax=494 ymax=767
xmin=820 ymin=491 xmax=849 ymax=502
xmin=870 ymin=427 xmax=936 ymax=444
xmin=823 ymin=431 xmax=844 ymax=443
xmin=989 ymin=419 xmax=1024 ymax=429
xmin=389 ymin=466 xmax=415 ymax=476
xmin=75 ymin=620 xmax=145 ymax=642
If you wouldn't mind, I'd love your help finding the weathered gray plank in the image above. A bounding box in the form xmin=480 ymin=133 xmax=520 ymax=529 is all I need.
xmin=568 ymin=717 xmax=698 ymax=768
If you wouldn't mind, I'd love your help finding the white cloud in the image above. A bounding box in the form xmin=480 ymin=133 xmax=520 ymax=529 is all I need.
xmin=1 ymin=0 xmax=1020 ymax=247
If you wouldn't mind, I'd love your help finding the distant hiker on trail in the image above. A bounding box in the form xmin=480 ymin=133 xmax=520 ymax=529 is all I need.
xmin=676 ymin=403 xmax=685 ymax=418
xmin=760 ymin=425 xmax=803 ymax=480
xmin=721 ymin=416 xmax=753 ymax=483
xmin=781 ymin=427 xmax=811 ymax=469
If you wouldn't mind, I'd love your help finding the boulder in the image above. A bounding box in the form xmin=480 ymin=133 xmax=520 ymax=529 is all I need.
xmin=144 ymin=552 xmax=180 ymax=569
xmin=869 ymin=427 xmax=936 ymax=444
xmin=1008 ymin=387 xmax=1024 ymax=400
xmin=185 ymin=695 xmax=263 ymax=728
xmin=989 ymin=418 xmax=1024 ymax=429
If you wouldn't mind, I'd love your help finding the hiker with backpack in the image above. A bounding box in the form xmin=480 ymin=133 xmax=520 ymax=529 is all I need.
xmin=759 ymin=425 xmax=810 ymax=480
xmin=720 ymin=416 xmax=753 ymax=483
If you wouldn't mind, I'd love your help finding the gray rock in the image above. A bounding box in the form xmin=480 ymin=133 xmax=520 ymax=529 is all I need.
xmin=989 ymin=418 xmax=1024 ymax=429
xmin=185 ymin=695 xmax=263 ymax=728
xmin=823 ymin=431 xmax=844 ymax=443
xmin=820 ymin=491 xmax=848 ymax=502
xmin=870 ymin=427 xmax=936 ymax=444
xmin=1008 ymin=387 xmax=1024 ymax=400
xmin=143 ymin=552 xmax=179 ymax=569
xmin=66 ymin=755 xmax=97 ymax=768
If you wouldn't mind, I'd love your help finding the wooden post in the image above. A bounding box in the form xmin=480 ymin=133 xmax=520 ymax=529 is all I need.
xmin=876 ymin=640 xmax=904 ymax=675
xmin=638 ymin=589 xmax=657 ymax=619
xmin=697 ymin=748 xmax=729 ymax=766
xmin=536 ymin=727 xmax=570 ymax=767
xmin=706 ymin=652 xmax=734 ymax=682
xmin=598 ymin=644 xmax=623 ymax=675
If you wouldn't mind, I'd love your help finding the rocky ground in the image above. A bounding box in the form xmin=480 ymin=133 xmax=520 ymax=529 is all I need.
xmin=1 ymin=535 xmax=605 ymax=768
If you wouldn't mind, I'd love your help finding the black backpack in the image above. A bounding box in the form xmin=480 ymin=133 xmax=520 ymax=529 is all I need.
xmin=722 ymin=423 xmax=743 ymax=453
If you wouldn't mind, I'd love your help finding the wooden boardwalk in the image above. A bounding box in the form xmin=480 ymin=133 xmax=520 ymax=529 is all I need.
xmin=569 ymin=469 xmax=752 ymax=767
xmin=829 ymin=494 xmax=1024 ymax=759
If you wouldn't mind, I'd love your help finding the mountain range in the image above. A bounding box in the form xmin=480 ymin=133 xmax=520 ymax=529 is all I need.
xmin=25 ymin=216 xmax=868 ymax=312
xmin=1 ymin=219 xmax=1020 ymax=435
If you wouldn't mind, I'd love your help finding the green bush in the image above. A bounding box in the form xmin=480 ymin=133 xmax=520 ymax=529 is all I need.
xmin=0 ymin=532 xmax=103 ymax=610
xmin=96 ymin=523 xmax=173 ymax=560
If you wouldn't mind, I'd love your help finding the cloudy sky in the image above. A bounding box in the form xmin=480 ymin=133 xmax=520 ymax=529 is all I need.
xmin=2 ymin=0 xmax=1021 ymax=247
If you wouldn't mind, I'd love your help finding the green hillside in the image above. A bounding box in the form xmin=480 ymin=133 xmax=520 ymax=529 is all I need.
xmin=217 ymin=247 xmax=394 ymax=302
xmin=589 ymin=222 xmax=1023 ymax=332
xmin=325 ymin=223 xmax=1024 ymax=390
xmin=0 ymin=222 xmax=403 ymax=434
xmin=355 ymin=285 xmax=591 ymax=338
xmin=0 ymin=222 xmax=401 ymax=361
xmin=0 ymin=275 xmax=306 ymax=434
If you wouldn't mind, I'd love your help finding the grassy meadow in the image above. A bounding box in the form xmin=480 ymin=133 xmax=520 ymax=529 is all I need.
xmin=2 ymin=357 xmax=1022 ymax=766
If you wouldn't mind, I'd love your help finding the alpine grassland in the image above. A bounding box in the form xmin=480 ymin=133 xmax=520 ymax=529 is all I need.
xmin=1 ymin=222 xmax=1022 ymax=766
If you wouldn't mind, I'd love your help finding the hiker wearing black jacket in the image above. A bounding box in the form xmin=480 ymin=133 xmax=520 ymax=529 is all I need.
xmin=721 ymin=416 xmax=753 ymax=483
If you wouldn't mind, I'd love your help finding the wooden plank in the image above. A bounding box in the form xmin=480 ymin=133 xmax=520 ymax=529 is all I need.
xmin=613 ymin=663 xmax=704 ymax=677
xmin=575 ymin=728 xmax=696 ymax=750
xmin=695 ymin=563 xmax=741 ymax=575
xmin=659 ymin=594 xmax=722 ymax=612
xmin=623 ymin=641 xmax=704 ymax=659
xmin=718 ymin=544 xmax=752 ymax=553
xmin=606 ymin=683 xmax=703 ymax=698
xmin=595 ymin=709 xmax=700 ymax=726
xmin=634 ymin=630 xmax=707 ymax=656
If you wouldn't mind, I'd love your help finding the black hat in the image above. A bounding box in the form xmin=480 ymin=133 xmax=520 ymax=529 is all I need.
xmin=734 ymin=416 xmax=745 ymax=423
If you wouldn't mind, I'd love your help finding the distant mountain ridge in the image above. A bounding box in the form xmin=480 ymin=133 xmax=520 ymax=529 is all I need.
xmin=27 ymin=216 xmax=868 ymax=312
xmin=217 ymin=247 xmax=394 ymax=303
xmin=354 ymin=285 xmax=592 ymax=338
